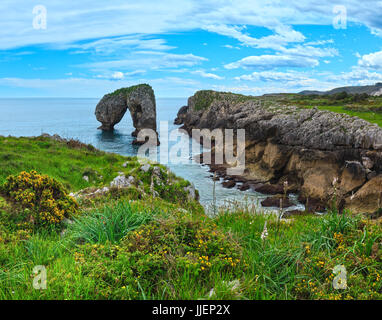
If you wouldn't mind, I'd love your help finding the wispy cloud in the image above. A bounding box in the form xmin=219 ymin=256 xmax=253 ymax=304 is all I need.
xmin=191 ymin=70 xmax=224 ymax=80
xmin=58 ymin=36 xmax=175 ymax=54
xmin=204 ymin=24 xmax=305 ymax=51
xmin=79 ymin=52 xmax=208 ymax=72
xmin=1 ymin=1 xmax=382 ymax=50
xmin=225 ymin=54 xmax=319 ymax=70
xmin=235 ymin=71 xmax=311 ymax=83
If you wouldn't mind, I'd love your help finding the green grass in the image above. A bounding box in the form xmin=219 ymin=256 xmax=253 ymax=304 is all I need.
xmin=190 ymin=90 xmax=382 ymax=127
xmin=280 ymin=93 xmax=382 ymax=127
xmin=1 ymin=202 xmax=380 ymax=299
xmin=0 ymin=136 xmax=380 ymax=300
xmin=299 ymin=105 xmax=382 ymax=127
xmin=108 ymin=84 xmax=154 ymax=99
xmin=67 ymin=202 xmax=154 ymax=244
xmin=0 ymin=136 xmax=130 ymax=191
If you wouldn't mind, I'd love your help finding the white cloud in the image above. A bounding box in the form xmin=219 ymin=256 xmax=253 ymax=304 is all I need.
xmin=235 ymin=71 xmax=310 ymax=83
xmin=358 ymin=50 xmax=382 ymax=70
xmin=80 ymin=52 xmax=208 ymax=72
xmin=204 ymin=24 xmax=305 ymax=51
xmin=225 ymin=54 xmax=319 ymax=70
xmin=111 ymin=71 xmax=124 ymax=80
xmin=278 ymin=45 xmax=338 ymax=58
xmin=223 ymin=44 xmax=240 ymax=50
xmin=96 ymin=69 xmax=147 ymax=80
xmin=58 ymin=36 xmax=175 ymax=54
xmin=192 ymin=70 xmax=224 ymax=80
xmin=326 ymin=67 xmax=382 ymax=85
xmin=1 ymin=1 xmax=382 ymax=51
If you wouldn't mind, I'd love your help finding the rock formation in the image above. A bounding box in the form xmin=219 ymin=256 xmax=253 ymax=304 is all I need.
xmin=175 ymin=90 xmax=382 ymax=215
xmin=95 ymin=84 xmax=158 ymax=144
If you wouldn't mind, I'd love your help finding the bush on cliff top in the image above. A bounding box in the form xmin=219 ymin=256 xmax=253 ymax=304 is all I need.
xmin=108 ymin=84 xmax=154 ymax=99
xmin=1 ymin=170 xmax=78 ymax=226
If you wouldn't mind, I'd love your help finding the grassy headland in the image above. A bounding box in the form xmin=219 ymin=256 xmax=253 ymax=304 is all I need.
xmin=266 ymin=92 xmax=382 ymax=127
xmin=192 ymin=90 xmax=382 ymax=127
xmin=0 ymin=136 xmax=380 ymax=300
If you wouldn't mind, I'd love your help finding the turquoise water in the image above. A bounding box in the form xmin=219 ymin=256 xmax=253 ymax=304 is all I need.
xmin=0 ymin=98 xmax=303 ymax=213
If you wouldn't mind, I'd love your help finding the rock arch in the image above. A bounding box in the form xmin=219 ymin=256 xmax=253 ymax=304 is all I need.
xmin=95 ymin=84 xmax=158 ymax=144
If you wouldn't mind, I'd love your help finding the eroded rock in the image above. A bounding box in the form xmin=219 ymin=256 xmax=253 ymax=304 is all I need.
xmin=184 ymin=184 xmax=199 ymax=201
xmin=261 ymin=196 xmax=294 ymax=208
xmin=176 ymin=90 xmax=382 ymax=212
xmin=222 ymin=180 xmax=236 ymax=188
xmin=95 ymin=84 xmax=158 ymax=144
xmin=110 ymin=175 xmax=135 ymax=188
xmin=345 ymin=175 xmax=382 ymax=214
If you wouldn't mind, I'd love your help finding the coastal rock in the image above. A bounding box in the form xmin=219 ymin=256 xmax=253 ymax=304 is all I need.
xmin=184 ymin=184 xmax=199 ymax=201
xmin=345 ymin=175 xmax=382 ymax=214
xmin=140 ymin=164 xmax=151 ymax=173
xmin=95 ymin=84 xmax=159 ymax=144
xmin=261 ymin=196 xmax=294 ymax=208
xmin=174 ymin=105 xmax=189 ymax=125
xmin=69 ymin=186 xmax=110 ymax=199
xmin=222 ymin=180 xmax=236 ymax=188
xmin=95 ymin=93 xmax=127 ymax=131
xmin=340 ymin=161 xmax=366 ymax=193
xmin=110 ymin=175 xmax=135 ymax=188
xmin=254 ymin=184 xmax=284 ymax=195
xmin=175 ymin=90 xmax=382 ymax=213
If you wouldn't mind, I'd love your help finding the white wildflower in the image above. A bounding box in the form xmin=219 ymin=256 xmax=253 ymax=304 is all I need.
xmin=261 ymin=221 xmax=268 ymax=241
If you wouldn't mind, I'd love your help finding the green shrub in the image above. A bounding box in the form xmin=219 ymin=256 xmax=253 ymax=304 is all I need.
xmin=75 ymin=211 xmax=242 ymax=299
xmin=1 ymin=171 xmax=78 ymax=226
xmin=307 ymin=210 xmax=359 ymax=252
xmin=67 ymin=202 xmax=153 ymax=244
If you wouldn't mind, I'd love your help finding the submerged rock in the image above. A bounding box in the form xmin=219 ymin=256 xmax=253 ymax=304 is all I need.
xmin=261 ymin=196 xmax=294 ymax=208
xmin=254 ymin=184 xmax=284 ymax=195
xmin=222 ymin=180 xmax=236 ymax=188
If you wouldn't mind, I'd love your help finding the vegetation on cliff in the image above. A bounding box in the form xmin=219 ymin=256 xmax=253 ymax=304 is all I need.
xmin=108 ymin=84 xmax=155 ymax=100
xmin=0 ymin=136 xmax=380 ymax=299
xmin=190 ymin=90 xmax=382 ymax=127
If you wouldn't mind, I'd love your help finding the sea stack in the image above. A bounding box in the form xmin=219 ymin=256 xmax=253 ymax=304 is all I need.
xmin=95 ymin=84 xmax=159 ymax=145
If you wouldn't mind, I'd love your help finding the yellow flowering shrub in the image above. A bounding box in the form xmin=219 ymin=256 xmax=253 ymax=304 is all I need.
xmin=2 ymin=170 xmax=78 ymax=226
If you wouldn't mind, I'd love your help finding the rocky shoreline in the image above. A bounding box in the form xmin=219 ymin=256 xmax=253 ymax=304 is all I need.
xmin=175 ymin=90 xmax=382 ymax=215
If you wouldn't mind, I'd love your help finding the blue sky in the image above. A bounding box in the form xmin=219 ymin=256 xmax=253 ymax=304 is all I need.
xmin=1 ymin=1 xmax=382 ymax=97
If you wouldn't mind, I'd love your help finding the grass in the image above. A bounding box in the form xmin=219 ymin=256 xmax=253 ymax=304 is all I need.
xmin=67 ymin=202 xmax=154 ymax=244
xmin=281 ymin=93 xmax=382 ymax=127
xmin=0 ymin=136 xmax=128 ymax=190
xmin=108 ymin=84 xmax=155 ymax=100
xmin=306 ymin=105 xmax=382 ymax=128
xmin=1 ymin=201 xmax=380 ymax=299
xmin=0 ymin=136 xmax=380 ymax=300
xmin=190 ymin=90 xmax=382 ymax=127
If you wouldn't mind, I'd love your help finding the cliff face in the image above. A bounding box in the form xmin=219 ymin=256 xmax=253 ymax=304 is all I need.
xmin=95 ymin=84 xmax=158 ymax=144
xmin=176 ymin=91 xmax=382 ymax=215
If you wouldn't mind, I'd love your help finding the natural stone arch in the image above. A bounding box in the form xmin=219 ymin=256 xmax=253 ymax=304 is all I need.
xmin=95 ymin=84 xmax=158 ymax=144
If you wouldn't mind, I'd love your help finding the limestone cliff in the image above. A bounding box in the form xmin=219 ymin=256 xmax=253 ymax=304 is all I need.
xmin=95 ymin=84 xmax=158 ymax=144
xmin=175 ymin=90 xmax=382 ymax=215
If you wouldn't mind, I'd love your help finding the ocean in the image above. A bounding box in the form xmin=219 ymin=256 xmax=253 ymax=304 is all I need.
xmin=0 ymin=97 xmax=303 ymax=213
